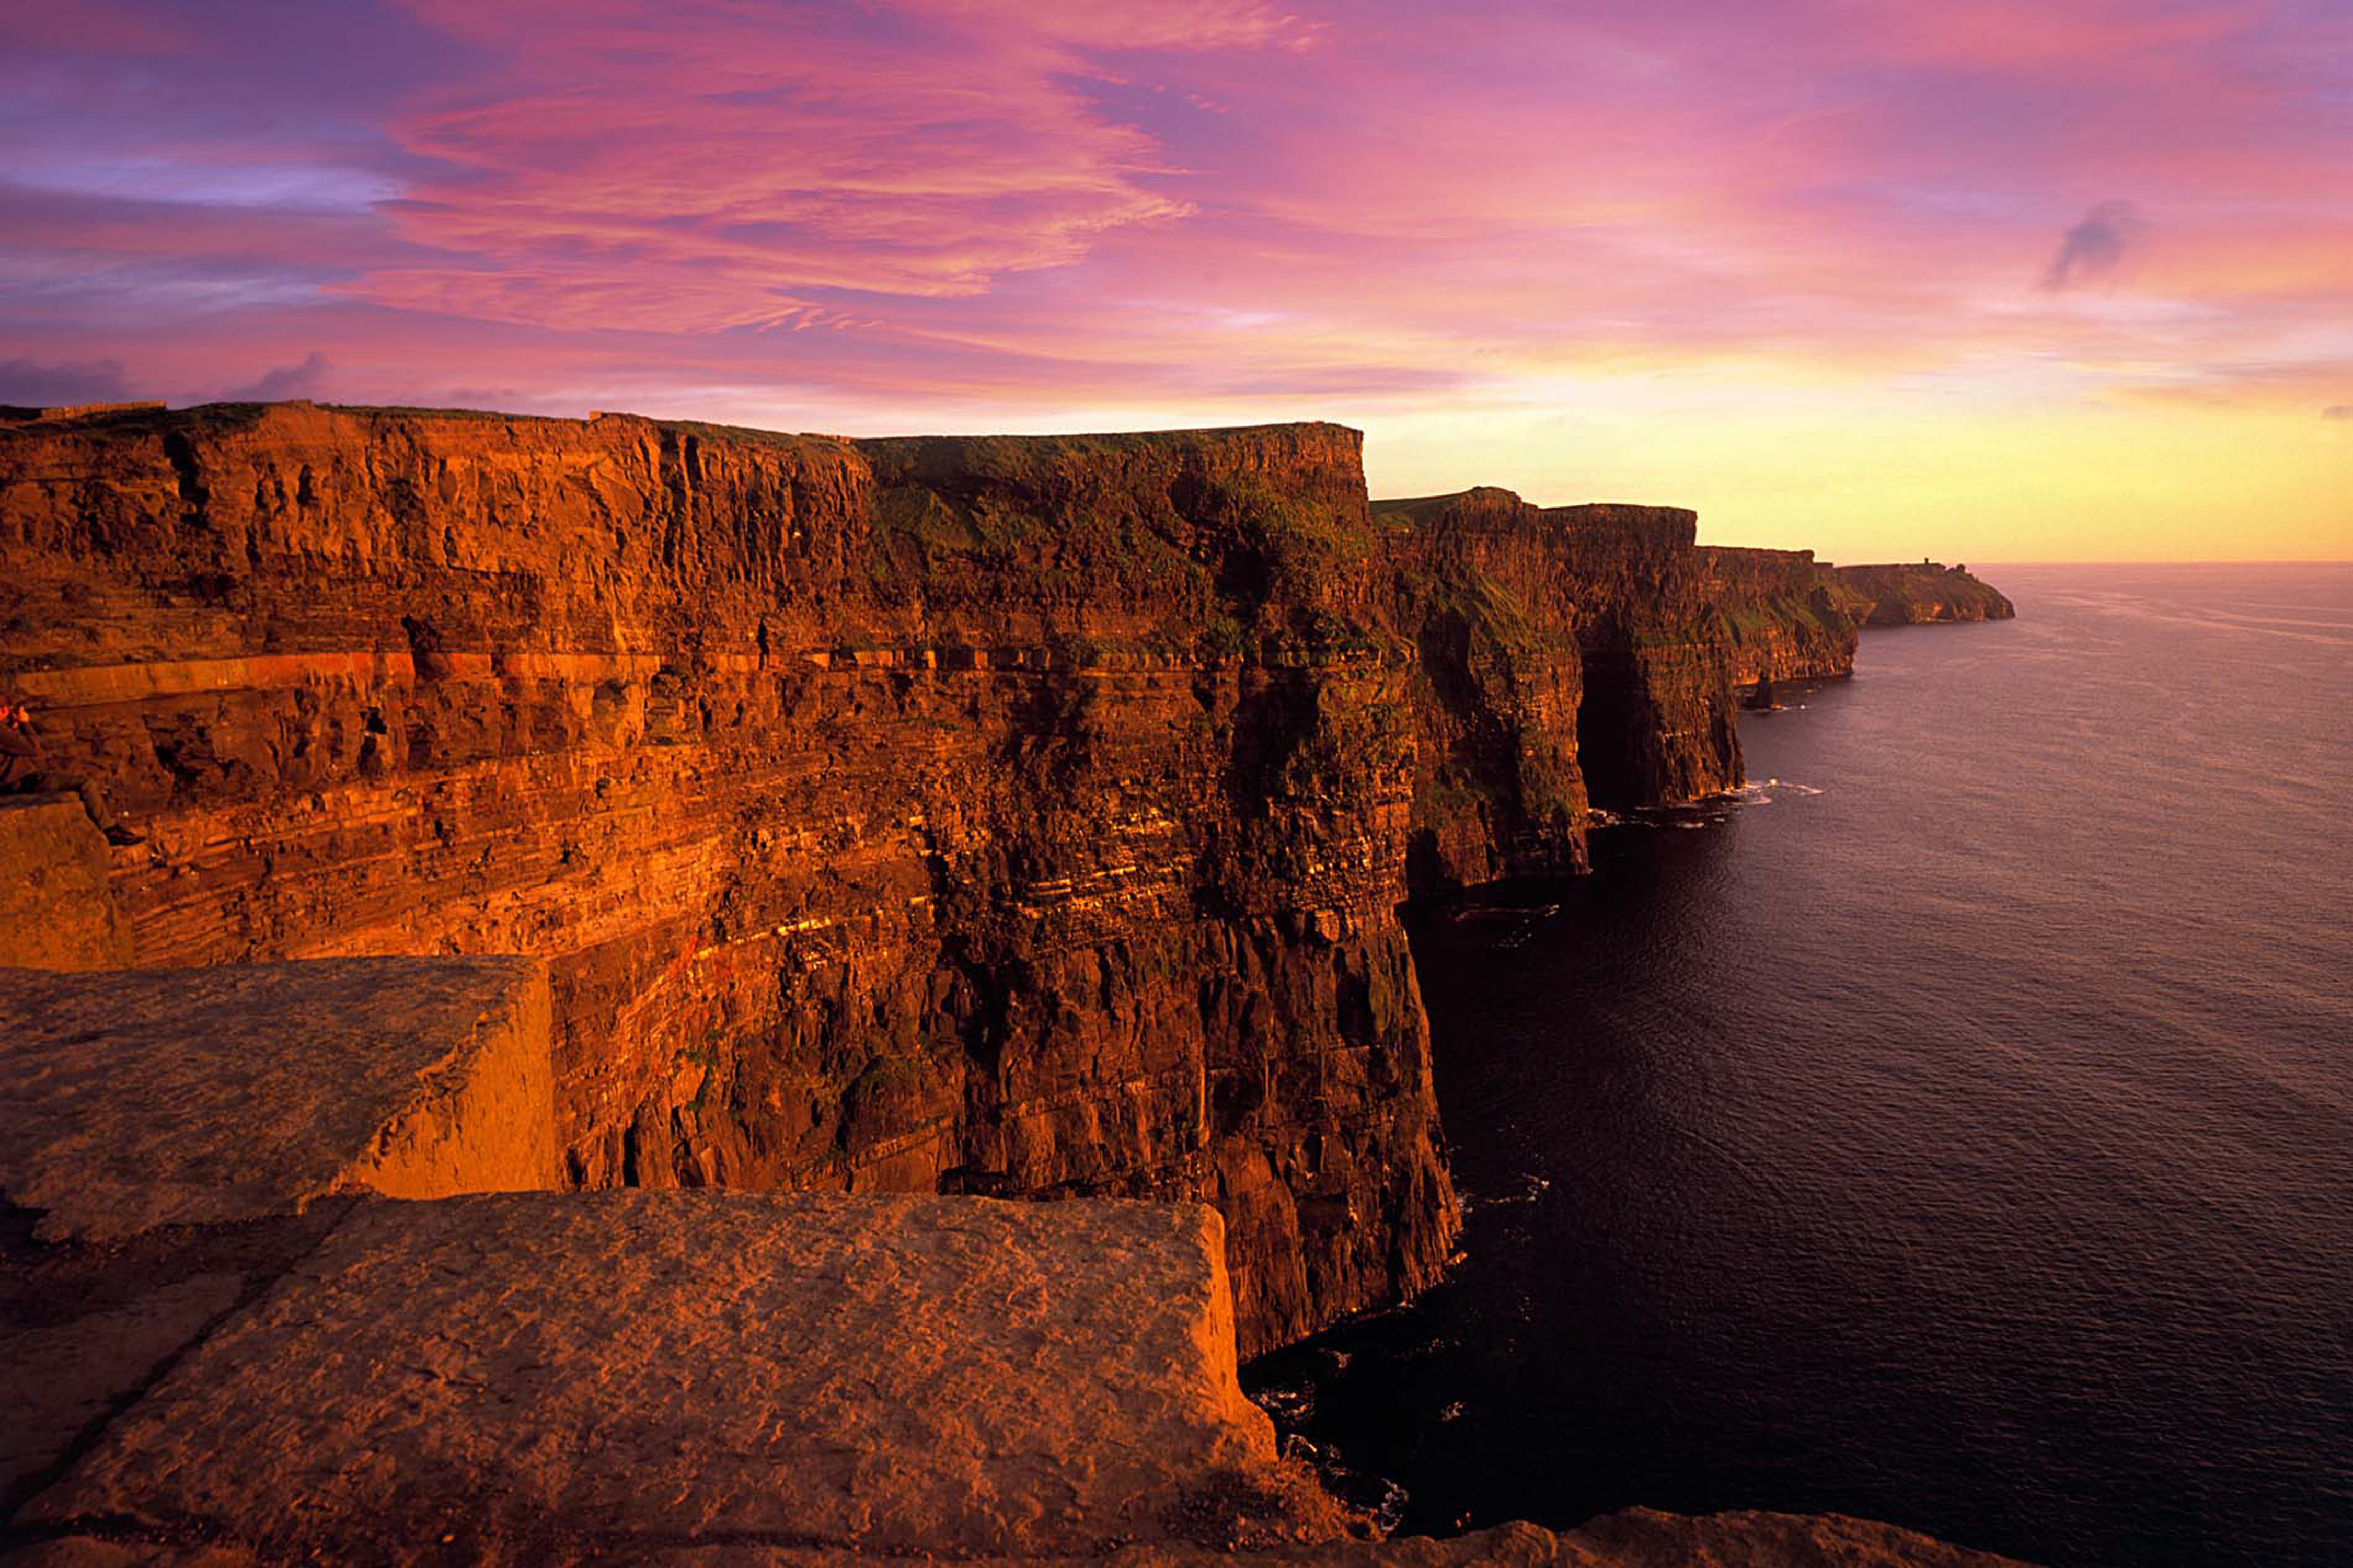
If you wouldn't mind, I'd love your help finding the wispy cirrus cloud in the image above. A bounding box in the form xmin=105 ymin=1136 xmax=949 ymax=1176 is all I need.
xmin=352 ymin=0 xmax=1310 ymax=330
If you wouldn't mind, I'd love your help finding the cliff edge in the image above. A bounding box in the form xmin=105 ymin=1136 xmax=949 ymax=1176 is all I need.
xmin=0 ymin=969 xmax=2027 ymax=1565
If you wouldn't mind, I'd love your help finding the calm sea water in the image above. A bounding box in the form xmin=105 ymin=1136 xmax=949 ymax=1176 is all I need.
xmin=1249 ymin=563 xmax=2353 ymax=1568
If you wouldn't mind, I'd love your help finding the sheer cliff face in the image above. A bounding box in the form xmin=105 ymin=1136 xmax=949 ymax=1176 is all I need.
xmin=1696 ymin=546 xmax=1868 ymax=688
xmin=0 ymin=403 xmax=1454 ymax=1354
xmin=1377 ymin=489 xmax=1589 ymax=890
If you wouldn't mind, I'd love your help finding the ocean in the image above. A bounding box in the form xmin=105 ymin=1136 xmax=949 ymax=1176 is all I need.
xmin=1248 ymin=563 xmax=2353 ymax=1568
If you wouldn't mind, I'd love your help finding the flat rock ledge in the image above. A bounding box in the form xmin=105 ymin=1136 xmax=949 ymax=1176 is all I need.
xmin=2 ymin=1187 xmax=2027 ymax=1568
xmin=0 ymin=958 xmax=558 ymax=1243
xmin=0 ymin=951 xmax=2029 ymax=1568
xmin=15 ymin=1191 xmax=1278 ymax=1565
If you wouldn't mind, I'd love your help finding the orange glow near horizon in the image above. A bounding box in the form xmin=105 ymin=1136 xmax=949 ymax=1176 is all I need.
xmin=2 ymin=1 xmax=2348 ymax=561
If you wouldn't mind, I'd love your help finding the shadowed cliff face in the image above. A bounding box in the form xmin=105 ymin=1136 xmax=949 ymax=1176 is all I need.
xmin=1379 ymin=489 xmax=1743 ymax=889
xmin=1377 ymin=489 xmax=1589 ymax=891
xmin=1552 ymin=503 xmax=1744 ymax=810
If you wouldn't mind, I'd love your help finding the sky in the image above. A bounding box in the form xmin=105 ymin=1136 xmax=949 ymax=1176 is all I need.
xmin=3 ymin=0 xmax=2349 ymax=561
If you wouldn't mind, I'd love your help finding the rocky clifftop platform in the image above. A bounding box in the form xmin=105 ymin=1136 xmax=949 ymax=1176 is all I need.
xmin=0 ymin=955 xmax=553 ymax=1242
xmin=0 ymin=957 xmax=2023 ymax=1566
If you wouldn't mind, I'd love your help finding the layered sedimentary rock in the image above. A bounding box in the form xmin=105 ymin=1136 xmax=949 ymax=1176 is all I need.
xmin=1695 ymin=546 xmax=1871 ymax=689
xmin=1374 ymin=489 xmax=1743 ymax=889
xmin=0 ymin=402 xmax=1457 ymax=1354
xmin=1832 ymin=562 xmax=2016 ymax=625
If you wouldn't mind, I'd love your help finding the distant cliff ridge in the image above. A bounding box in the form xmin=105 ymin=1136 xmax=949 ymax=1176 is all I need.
xmin=1376 ymin=488 xmax=1740 ymax=891
xmin=1696 ymin=545 xmax=1869 ymax=689
xmin=1832 ymin=562 xmax=2018 ymax=627
xmin=0 ymin=401 xmax=2009 ymax=1356
xmin=1695 ymin=550 xmax=2017 ymax=690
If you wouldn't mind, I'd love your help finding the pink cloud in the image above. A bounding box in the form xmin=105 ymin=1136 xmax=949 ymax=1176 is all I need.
xmin=897 ymin=0 xmax=1320 ymax=52
xmin=1848 ymin=0 xmax=2265 ymax=74
xmin=349 ymin=1 xmax=1323 ymax=330
xmin=2 ymin=0 xmax=2348 ymax=435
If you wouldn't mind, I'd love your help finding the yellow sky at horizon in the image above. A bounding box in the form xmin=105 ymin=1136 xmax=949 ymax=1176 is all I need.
xmin=1351 ymin=394 xmax=2353 ymax=567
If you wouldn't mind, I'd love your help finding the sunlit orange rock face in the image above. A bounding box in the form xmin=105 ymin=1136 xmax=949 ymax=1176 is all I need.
xmin=0 ymin=404 xmax=1792 ymax=1353
xmin=0 ymin=795 xmax=131 ymax=969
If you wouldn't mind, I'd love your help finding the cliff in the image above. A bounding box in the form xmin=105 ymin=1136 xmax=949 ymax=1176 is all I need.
xmin=1695 ymin=552 xmax=2016 ymax=690
xmin=1377 ymin=489 xmax=1741 ymax=889
xmin=0 ymin=970 xmax=2024 ymax=1565
xmin=0 ymin=403 xmax=2031 ymax=1567
xmin=1695 ymin=546 xmax=1870 ymax=688
xmin=0 ymin=402 xmax=2000 ymax=1358
xmin=0 ymin=401 xmax=1461 ymax=1356
xmin=1831 ymin=562 xmax=2016 ymax=626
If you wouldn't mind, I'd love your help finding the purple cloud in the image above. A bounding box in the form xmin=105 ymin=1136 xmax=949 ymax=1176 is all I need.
xmin=0 ymin=356 xmax=134 ymax=406
xmin=2041 ymin=201 xmax=2142 ymax=291
xmin=222 ymin=350 xmax=335 ymax=402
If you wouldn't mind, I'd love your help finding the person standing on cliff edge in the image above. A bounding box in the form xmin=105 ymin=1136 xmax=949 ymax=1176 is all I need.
xmin=0 ymin=703 xmax=141 ymax=845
